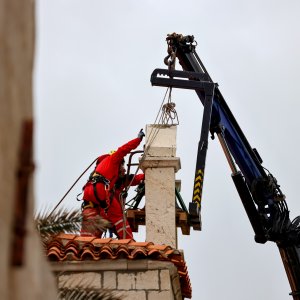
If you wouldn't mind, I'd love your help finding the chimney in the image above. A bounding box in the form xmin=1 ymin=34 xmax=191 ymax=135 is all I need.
xmin=140 ymin=124 xmax=181 ymax=248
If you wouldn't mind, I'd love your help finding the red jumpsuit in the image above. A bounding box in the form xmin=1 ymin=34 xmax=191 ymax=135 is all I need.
xmin=80 ymin=137 xmax=143 ymax=238
xmin=108 ymin=173 xmax=145 ymax=239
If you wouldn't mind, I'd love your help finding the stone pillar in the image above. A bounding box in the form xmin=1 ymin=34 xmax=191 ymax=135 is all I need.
xmin=140 ymin=125 xmax=181 ymax=248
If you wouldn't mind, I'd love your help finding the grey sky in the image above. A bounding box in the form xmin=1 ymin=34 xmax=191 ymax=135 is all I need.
xmin=34 ymin=1 xmax=300 ymax=299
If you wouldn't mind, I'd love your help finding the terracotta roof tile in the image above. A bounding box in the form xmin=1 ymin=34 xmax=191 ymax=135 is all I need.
xmin=110 ymin=238 xmax=132 ymax=245
xmin=129 ymin=241 xmax=153 ymax=247
xmin=148 ymin=244 xmax=172 ymax=251
xmin=91 ymin=238 xmax=113 ymax=247
xmin=46 ymin=233 xmax=192 ymax=298
xmin=74 ymin=235 xmax=96 ymax=243
xmin=131 ymin=246 xmax=148 ymax=258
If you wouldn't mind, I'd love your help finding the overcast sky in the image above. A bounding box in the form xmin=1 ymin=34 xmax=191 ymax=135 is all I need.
xmin=34 ymin=1 xmax=300 ymax=299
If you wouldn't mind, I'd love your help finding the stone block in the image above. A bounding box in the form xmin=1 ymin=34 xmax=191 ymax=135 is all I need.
xmin=127 ymin=259 xmax=148 ymax=270
xmin=136 ymin=270 xmax=159 ymax=290
xmin=121 ymin=290 xmax=146 ymax=300
xmin=147 ymin=260 xmax=174 ymax=270
xmin=145 ymin=125 xmax=177 ymax=157
xmin=171 ymin=274 xmax=182 ymax=300
xmin=140 ymin=157 xmax=181 ymax=173
xmin=52 ymin=259 xmax=128 ymax=272
xmin=148 ymin=290 xmax=173 ymax=300
xmin=117 ymin=272 xmax=136 ymax=290
xmin=103 ymin=271 xmax=116 ymax=289
xmin=58 ymin=272 xmax=101 ymax=289
xmin=160 ymin=269 xmax=171 ymax=290
xmin=95 ymin=259 xmax=128 ymax=271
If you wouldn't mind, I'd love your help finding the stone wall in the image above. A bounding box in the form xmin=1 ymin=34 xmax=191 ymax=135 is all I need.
xmin=53 ymin=259 xmax=183 ymax=300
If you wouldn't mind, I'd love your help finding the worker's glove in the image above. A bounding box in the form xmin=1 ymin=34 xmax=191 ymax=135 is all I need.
xmin=138 ymin=129 xmax=145 ymax=140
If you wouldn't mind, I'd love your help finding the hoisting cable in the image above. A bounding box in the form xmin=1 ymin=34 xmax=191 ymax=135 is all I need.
xmin=120 ymin=87 xmax=175 ymax=237
xmin=123 ymin=84 xmax=179 ymax=212
xmin=47 ymin=157 xmax=98 ymax=218
xmin=144 ymin=87 xmax=179 ymax=152
xmin=161 ymin=88 xmax=179 ymax=125
xmin=122 ymin=88 xmax=170 ymax=210
xmin=125 ymin=46 xmax=179 ymax=182
xmin=120 ymin=85 xmax=181 ymax=237
xmin=120 ymin=45 xmax=179 ymax=234
xmin=126 ymin=85 xmax=175 ymax=190
xmin=143 ymin=40 xmax=178 ymax=158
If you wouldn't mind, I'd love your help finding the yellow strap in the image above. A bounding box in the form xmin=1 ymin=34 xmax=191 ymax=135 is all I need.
xmin=83 ymin=201 xmax=95 ymax=209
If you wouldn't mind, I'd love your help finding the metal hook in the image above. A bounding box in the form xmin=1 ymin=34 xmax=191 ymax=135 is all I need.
xmin=164 ymin=52 xmax=176 ymax=69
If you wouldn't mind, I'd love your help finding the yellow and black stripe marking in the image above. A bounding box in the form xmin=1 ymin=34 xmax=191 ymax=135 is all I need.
xmin=193 ymin=169 xmax=204 ymax=208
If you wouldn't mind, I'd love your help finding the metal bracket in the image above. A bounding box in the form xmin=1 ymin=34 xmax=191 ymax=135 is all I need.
xmin=151 ymin=68 xmax=214 ymax=94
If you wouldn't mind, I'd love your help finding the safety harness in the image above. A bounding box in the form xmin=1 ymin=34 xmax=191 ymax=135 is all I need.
xmin=81 ymin=172 xmax=112 ymax=210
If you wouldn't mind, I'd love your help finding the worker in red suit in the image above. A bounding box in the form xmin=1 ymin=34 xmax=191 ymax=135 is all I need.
xmin=80 ymin=129 xmax=145 ymax=239
xmin=110 ymin=170 xmax=145 ymax=239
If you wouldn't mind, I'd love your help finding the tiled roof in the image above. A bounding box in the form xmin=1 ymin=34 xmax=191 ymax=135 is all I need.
xmin=46 ymin=233 xmax=192 ymax=298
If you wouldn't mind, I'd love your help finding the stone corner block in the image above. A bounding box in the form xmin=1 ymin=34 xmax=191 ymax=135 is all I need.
xmin=140 ymin=157 xmax=181 ymax=172
xmin=145 ymin=124 xmax=177 ymax=157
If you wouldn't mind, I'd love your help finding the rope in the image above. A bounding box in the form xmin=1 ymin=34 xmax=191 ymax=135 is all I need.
xmin=124 ymin=86 xmax=178 ymax=211
xmin=124 ymin=86 xmax=172 ymax=191
xmin=119 ymin=192 xmax=126 ymax=239
xmin=47 ymin=157 xmax=98 ymax=218
xmin=145 ymin=87 xmax=180 ymax=159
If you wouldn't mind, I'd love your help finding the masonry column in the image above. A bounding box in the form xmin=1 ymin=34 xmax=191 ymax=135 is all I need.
xmin=140 ymin=125 xmax=181 ymax=248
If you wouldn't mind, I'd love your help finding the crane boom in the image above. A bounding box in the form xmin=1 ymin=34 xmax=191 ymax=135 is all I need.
xmin=151 ymin=33 xmax=300 ymax=298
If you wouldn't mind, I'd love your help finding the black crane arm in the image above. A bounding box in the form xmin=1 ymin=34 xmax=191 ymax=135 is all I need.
xmin=150 ymin=33 xmax=300 ymax=299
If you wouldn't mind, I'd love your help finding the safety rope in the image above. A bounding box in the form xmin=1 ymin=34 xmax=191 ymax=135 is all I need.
xmin=47 ymin=157 xmax=98 ymax=219
xmin=119 ymin=192 xmax=129 ymax=239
